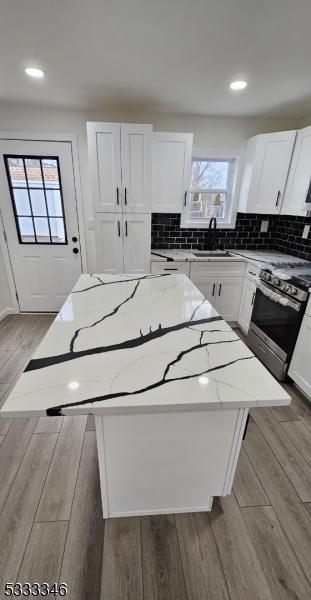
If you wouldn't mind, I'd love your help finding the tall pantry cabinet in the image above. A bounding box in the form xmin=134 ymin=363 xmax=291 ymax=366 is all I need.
xmin=87 ymin=122 xmax=152 ymax=273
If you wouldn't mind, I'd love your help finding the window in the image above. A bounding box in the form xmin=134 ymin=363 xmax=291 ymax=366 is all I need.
xmin=4 ymin=156 xmax=67 ymax=244
xmin=181 ymin=153 xmax=239 ymax=228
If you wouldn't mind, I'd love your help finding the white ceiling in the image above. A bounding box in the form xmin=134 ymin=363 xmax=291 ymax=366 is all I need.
xmin=1 ymin=0 xmax=311 ymax=117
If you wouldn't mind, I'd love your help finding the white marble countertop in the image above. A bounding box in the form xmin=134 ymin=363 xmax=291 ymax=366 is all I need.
xmin=0 ymin=273 xmax=290 ymax=418
xmin=151 ymin=248 xmax=304 ymax=266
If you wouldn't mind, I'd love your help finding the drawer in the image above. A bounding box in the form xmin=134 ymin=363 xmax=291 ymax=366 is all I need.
xmin=151 ymin=261 xmax=191 ymax=276
xmin=246 ymin=263 xmax=260 ymax=282
xmin=190 ymin=260 xmax=245 ymax=278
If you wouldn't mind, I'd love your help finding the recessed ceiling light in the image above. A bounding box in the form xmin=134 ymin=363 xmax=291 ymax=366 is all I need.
xmin=230 ymin=80 xmax=248 ymax=90
xmin=198 ymin=375 xmax=209 ymax=385
xmin=25 ymin=67 xmax=45 ymax=79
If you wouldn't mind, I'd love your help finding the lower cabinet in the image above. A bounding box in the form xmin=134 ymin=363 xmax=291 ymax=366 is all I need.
xmin=288 ymin=314 xmax=311 ymax=399
xmin=238 ymin=278 xmax=256 ymax=333
xmin=95 ymin=213 xmax=151 ymax=274
xmin=192 ymin=275 xmax=243 ymax=322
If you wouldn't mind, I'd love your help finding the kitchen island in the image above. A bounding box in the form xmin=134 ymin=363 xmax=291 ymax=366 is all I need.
xmin=0 ymin=273 xmax=290 ymax=518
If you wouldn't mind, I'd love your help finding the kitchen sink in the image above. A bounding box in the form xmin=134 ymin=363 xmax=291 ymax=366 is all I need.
xmin=192 ymin=251 xmax=233 ymax=257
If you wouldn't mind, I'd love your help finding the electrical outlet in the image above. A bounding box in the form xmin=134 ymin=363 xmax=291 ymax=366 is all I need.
xmin=260 ymin=220 xmax=269 ymax=233
xmin=302 ymin=224 xmax=310 ymax=239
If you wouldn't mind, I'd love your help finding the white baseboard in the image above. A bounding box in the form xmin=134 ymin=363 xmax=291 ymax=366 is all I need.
xmin=0 ymin=307 xmax=15 ymax=322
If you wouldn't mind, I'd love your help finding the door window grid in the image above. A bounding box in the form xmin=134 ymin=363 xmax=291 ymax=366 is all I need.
xmin=4 ymin=155 xmax=68 ymax=245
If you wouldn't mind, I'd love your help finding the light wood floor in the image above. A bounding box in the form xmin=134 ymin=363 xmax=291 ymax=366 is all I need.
xmin=0 ymin=314 xmax=311 ymax=600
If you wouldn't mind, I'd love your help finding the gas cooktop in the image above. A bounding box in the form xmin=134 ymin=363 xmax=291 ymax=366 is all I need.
xmin=262 ymin=261 xmax=311 ymax=291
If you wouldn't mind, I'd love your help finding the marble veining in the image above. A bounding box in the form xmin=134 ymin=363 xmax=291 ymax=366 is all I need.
xmin=0 ymin=273 xmax=290 ymax=418
xmin=151 ymin=248 xmax=306 ymax=266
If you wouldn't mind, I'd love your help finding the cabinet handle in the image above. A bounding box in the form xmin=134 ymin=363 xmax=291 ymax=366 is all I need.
xmin=124 ymin=187 xmax=127 ymax=205
xmin=251 ymin=291 xmax=256 ymax=305
xmin=275 ymin=190 xmax=281 ymax=207
xmin=116 ymin=187 xmax=119 ymax=205
xmin=218 ymin=283 xmax=222 ymax=296
xmin=118 ymin=220 xmax=120 ymax=237
xmin=164 ymin=267 xmax=178 ymax=271
xmin=184 ymin=191 xmax=187 ymax=207
xmin=125 ymin=220 xmax=128 ymax=237
xmin=212 ymin=283 xmax=216 ymax=296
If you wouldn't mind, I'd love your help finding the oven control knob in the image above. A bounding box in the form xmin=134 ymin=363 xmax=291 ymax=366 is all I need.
xmin=283 ymin=284 xmax=290 ymax=292
xmin=291 ymin=287 xmax=298 ymax=295
xmin=272 ymin=277 xmax=280 ymax=286
xmin=265 ymin=273 xmax=271 ymax=281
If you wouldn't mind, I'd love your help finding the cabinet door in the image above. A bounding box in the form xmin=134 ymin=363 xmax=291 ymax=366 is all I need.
xmin=282 ymin=126 xmax=311 ymax=216
xmin=94 ymin=213 xmax=123 ymax=274
xmin=238 ymin=279 xmax=256 ymax=333
xmin=152 ymin=132 xmax=193 ymax=213
xmin=87 ymin=122 xmax=122 ymax=213
xmin=289 ymin=314 xmax=311 ymax=399
xmin=123 ymin=214 xmax=151 ymax=274
xmin=121 ymin=124 xmax=152 ymax=213
xmin=191 ymin=276 xmax=218 ymax=305
xmin=241 ymin=131 xmax=296 ymax=214
xmin=217 ymin=277 xmax=243 ymax=321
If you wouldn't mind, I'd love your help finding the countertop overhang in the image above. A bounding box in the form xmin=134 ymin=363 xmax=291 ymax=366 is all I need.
xmin=0 ymin=273 xmax=290 ymax=418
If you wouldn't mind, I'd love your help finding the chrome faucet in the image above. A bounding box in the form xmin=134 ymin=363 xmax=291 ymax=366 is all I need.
xmin=206 ymin=217 xmax=217 ymax=250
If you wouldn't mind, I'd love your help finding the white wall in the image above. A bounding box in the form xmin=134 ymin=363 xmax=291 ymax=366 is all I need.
xmin=0 ymin=242 xmax=13 ymax=319
xmin=0 ymin=100 xmax=300 ymax=285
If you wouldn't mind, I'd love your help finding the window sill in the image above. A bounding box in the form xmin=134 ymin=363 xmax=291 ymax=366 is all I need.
xmin=180 ymin=216 xmax=237 ymax=229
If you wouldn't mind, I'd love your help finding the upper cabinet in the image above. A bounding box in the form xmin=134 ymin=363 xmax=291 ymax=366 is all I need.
xmin=87 ymin=122 xmax=152 ymax=213
xmin=152 ymin=132 xmax=193 ymax=213
xmin=281 ymin=126 xmax=311 ymax=216
xmin=239 ymin=130 xmax=296 ymax=214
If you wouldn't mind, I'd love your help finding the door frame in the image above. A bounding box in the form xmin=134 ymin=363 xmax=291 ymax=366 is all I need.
xmin=0 ymin=131 xmax=87 ymax=312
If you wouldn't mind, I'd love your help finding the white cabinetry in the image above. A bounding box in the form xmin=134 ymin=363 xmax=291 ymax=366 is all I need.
xmin=282 ymin=125 xmax=311 ymax=216
xmin=238 ymin=279 xmax=256 ymax=333
xmin=151 ymin=261 xmax=191 ymax=276
xmin=88 ymin=121 xmax=152 ymax=273
xmin=238 ymin=263 xmax=260 ymax=333
xmin=87 ymin=122 xmax=152 ymax=213
xmin=216 ymin=277 xmax=244 ymax=322
xmin=190 ymin=261 xmax=245 ymax=322
xmin=152 ymin=132 xmax=193 ymax=213
xmin=95 ymin=214 xmax=151 ymax=274
xmin=239 ymin=131 xmax=296 ymax=214
xmin=123 ymin=215 xmax=151 ymax=274
xmin=289 ymin=313 xmax=311 ymax=399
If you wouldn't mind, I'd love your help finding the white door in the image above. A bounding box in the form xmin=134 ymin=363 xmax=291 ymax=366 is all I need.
xmin=152 ymin=132 xmax=193 ymax=213
xmin=121 ymin=124 xmax=152 ymax=213
xmin=87 ymin=122 xmax=122 ymax=213
xmin=123 ymin=214 xmax=151 ymax=274
xmin=238 ymin=278 xmax=256 ymax=332
xmin=191 ymin=276 xmax=217 ymax=305
xmin=289 ymin=314 xmax=311 ymax=399
xmin=217 ymin=277 xmax=243 ymax=321
xmin=94 ymin=213 xmax=123 ymax=274
xmin=0 ymin=139 xmax=82 ymax=312
xmin=282 ymin=126 xmax=311 ymax=216
xmin=253 ymin=131 xmax=296 ymax=214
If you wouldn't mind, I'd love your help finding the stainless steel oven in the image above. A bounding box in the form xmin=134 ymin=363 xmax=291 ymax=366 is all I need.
xmin=247 ymin=271 xmax=308 ymax=381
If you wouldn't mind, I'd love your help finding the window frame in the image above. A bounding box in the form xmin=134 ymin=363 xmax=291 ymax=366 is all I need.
xmin=4 ymin=154 xmax=68 ymax=245
xmin=181 ymin=147 xmax=242 ymax=229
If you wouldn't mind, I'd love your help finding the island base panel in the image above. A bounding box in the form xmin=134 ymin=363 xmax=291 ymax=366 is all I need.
xmin=95 ymin=407 xmax=248 ymax=518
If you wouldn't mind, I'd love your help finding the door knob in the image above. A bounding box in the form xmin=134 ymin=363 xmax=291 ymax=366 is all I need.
xmin=73 ymin=247 xmax=79 ymax=254
xmin=72 ymin=236 xmax=78 ymax=242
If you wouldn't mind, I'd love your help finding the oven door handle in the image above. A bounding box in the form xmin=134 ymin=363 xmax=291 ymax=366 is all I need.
xmin=256 ymin=282 xmax=301 ymax=312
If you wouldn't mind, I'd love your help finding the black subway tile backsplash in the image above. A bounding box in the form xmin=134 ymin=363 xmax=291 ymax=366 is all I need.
xmin=151 ymin=213 xmax=311 ymax=261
